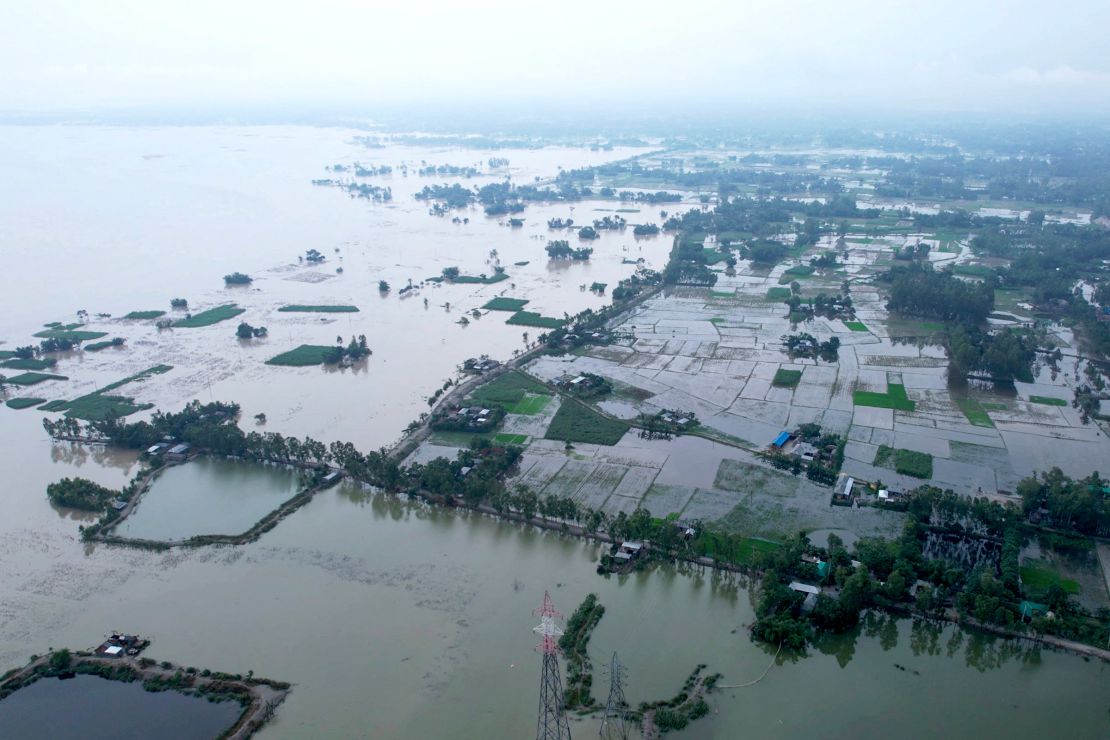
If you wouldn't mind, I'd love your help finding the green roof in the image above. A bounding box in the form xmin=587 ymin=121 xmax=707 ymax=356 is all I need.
xmin=1019 ymin=600 xmax=1047 ymax=618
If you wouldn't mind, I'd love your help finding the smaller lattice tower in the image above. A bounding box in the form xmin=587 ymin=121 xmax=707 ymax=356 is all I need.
xmin=599 ymin=651 xmax=630 ymax=740
xmin=533 ymin=590 xmax=572 ymax=740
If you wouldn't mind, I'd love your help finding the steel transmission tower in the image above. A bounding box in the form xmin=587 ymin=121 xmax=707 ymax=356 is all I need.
xmin=533 ymin=590 xmax=572 ymax=740
xmin=599 ymin=652 xmax=631 ymax=740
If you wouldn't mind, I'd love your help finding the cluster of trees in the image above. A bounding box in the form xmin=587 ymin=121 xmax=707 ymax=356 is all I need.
xmin=323 ymin=335 xmax=370 ymax=364
xmin=633 ymin=223 xmax=660 ymax=236
xmin=223 ymin=272 xmax=253 ymax=285
xmin=662 ymin=234 xmax=717 ymax=287
xmin=414 ymin=183 xmax=473 ymax=209
xmin=884 ymin=264 xmax=994 ymax=323
xmin=945 ymin=324 xmax=1034 ymax=382
xmin=592 ymin=215 xmax=626 ymax=231
xmin=352 ymin=163 xmax=392 ymax=177
xmin=46 ymin=477 xmax=120 ymax=511
xmin=236 ymin=322 xmax=267 ymax=339
xmin=1017 ymin=468 xmax=1109 ymax=536
xmin=303 ymin=249 xmax=325 ymax=264
xmin=577 ymin=226 xmax=599 ymax=240
xmin=416 ymin=164 xmax=477 ymax=177
xmin=547 ymin=217 xmax=574 ymax=229
xmin=170 ymin=298 xmax=188 ymax=309
xmin=743 ymin=239 xmax=789 ymax=265
xmin=783 ymin=293 xmax=853 ymax=323
xmin=545 ymin=240 xmax=592 ymax=260
xmin=782 ymin=333 xmax=840 ymax=362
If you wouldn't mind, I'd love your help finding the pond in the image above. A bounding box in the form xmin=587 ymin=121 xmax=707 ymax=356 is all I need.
xmin=0 ymin=675 xmax=241 ymax=740
xmin=115 ymin=457 xmax=300 ymax=541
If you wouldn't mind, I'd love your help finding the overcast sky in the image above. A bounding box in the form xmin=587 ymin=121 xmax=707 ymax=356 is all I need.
xmin=2 ymin=0 xmax=1108 ymax=118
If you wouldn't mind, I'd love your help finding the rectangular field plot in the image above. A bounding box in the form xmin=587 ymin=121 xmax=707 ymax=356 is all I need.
xmin=509 ymin=393 xmax=551 ymax=415
xmin=539 ymin=459 xmax=598 ymax=498
xmin=608 ymin=465 xmax=660 ymax=500
xmin=573 ymin=463 xmax=630 ymax=508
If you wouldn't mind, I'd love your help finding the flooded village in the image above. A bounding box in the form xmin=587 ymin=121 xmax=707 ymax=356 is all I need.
xmin=1 ymin=123 xmax=1109 ymax=738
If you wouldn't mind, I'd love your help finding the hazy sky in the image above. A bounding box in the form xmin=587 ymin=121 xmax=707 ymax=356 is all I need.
xmin=2 ymin=0 xmax=1109 ymax=118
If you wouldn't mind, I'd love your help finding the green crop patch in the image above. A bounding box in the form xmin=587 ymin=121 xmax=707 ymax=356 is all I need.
xmin=1029 ymin=395 xmax=1067 ymax=407
xmin=1019 ymin=563 xmax=1080 ymax=595
xmin=123 ymin=310 xmax=166 ymax=320
xmin=844 ymin=321 xmax=868 ymax=332
xmin=452 ymin=272 xmax=509 ymax=284
xmin=57 ymin=365 xmax=173 ymax=420
xmin=6 ymin=372 xmax=68 ymax=386
xmin=506 ymin=311 xmax=565 ymax=329
xmin=765 ymin=287 xmax=792 ymax=301
xmin=482 ymin=297 xmax=530 ymax=312
xmin=1 ymin=357 xmax=57 ymax=371
xmin=277 ymin=305 xmax=360 ymax=313
xmin=173 ymin=304 xmax=245 ymax=328
xmin=6 ymin=397 xmax=46 ymax=409
xmin=509 ymin=393 xmax=551 ymax=415
xmin=32 ymin=329 xmax=107 ymax=342
xmin=895 ymin=449 xmax=933 ymax=478
xmin=469 ymin=371 xmax=550 ymax=407
xmin=772 ymin=369 xmax=802 ymax=388
xmin=874 ymin=445 xmax=933 ymax=478
xmin=955 ymin=397 xmax=995 ymax=427
xmin=493 ymin=433 xmax=529 ymax=446
xmin=266 ymin=345 xmax=336 ymax=367
xmin=544 ymin=401 xmax=629 ymax=446
xmin=853 ymin=382 xmax=916 ymax=411
xmin=84 ymin=340 xmax=120 ymax=352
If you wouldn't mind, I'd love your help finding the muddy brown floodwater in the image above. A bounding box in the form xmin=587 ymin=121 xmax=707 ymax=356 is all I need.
xmin=0 ymin=127 xmax=1107 ymax=738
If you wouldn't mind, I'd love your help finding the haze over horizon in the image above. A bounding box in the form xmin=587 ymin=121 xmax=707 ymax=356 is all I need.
xmin=2 ymin=0 xmax=1109 ymax=123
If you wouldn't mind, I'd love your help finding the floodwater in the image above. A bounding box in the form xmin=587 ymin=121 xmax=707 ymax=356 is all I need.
xmin=0 ymin=127 xmax=1107 ymax=738
xmin=0 ymin=674 xmax=241 ymax=739
xmin=116 ymin=457 xmax=300 ymax=541
xmin=0 ymin=125 xmax=672 ymax=452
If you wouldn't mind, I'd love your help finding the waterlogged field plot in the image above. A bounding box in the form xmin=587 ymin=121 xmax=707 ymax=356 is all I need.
xmin=505 ymin=311 xmax=565 ymax=329
xmin=544 ymin=401 xmax=630 ymax=445
xmin=45 ymin=365 xmax=172 ymax=420
xmin=117 ymin=457 xmax=301 ymax=542
xmin=468 ymin=371 xmax=550 ymax=408
xmin=6 ymin=372 xmax=68 ymax=386
xmin=278 ymin=304 xmax=360 ymax=313
xmin=482 ymin=297 xmax=530 ymax=312
xmin=123 ymin=310 xmax=166 ymax=319
xmin=266 ymin=344 xmax=335 ymax=367
xmin=173 ymin=304 xmax=245 ymax=328
xmin=1 ymin=357 xmax=57 ymax=371
xmin=509 ymin=393 xmax=551 ymax=415
xmin=6 ymin=397 xmax=46 ymax=409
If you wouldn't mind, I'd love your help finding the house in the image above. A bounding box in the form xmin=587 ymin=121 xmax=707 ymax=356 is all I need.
xmin=619 ymin=541 xmax=644 ymax=558
xmin=789 ymin=581 xmax=821 ymax=612
xmin=832 ymin=473 xmax=855 ymax=502
xmin=146 ymin=443 xmax=167 ymax=455
xmin=771 ymin=431 xmax=791 ymax=449
xmin=166 ymin=443 xmax=191 ymax=460
xmin=320 ymin=471 xmax=343 ymax=487
xmin=791 ymin=442 xmax=818 ymax=461
xmin=109 ymin=499 xmax=128 ymax=511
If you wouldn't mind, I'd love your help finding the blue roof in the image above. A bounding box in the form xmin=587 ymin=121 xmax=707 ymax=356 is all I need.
xmin=772 ymin=431 xmax=790 ymax=447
